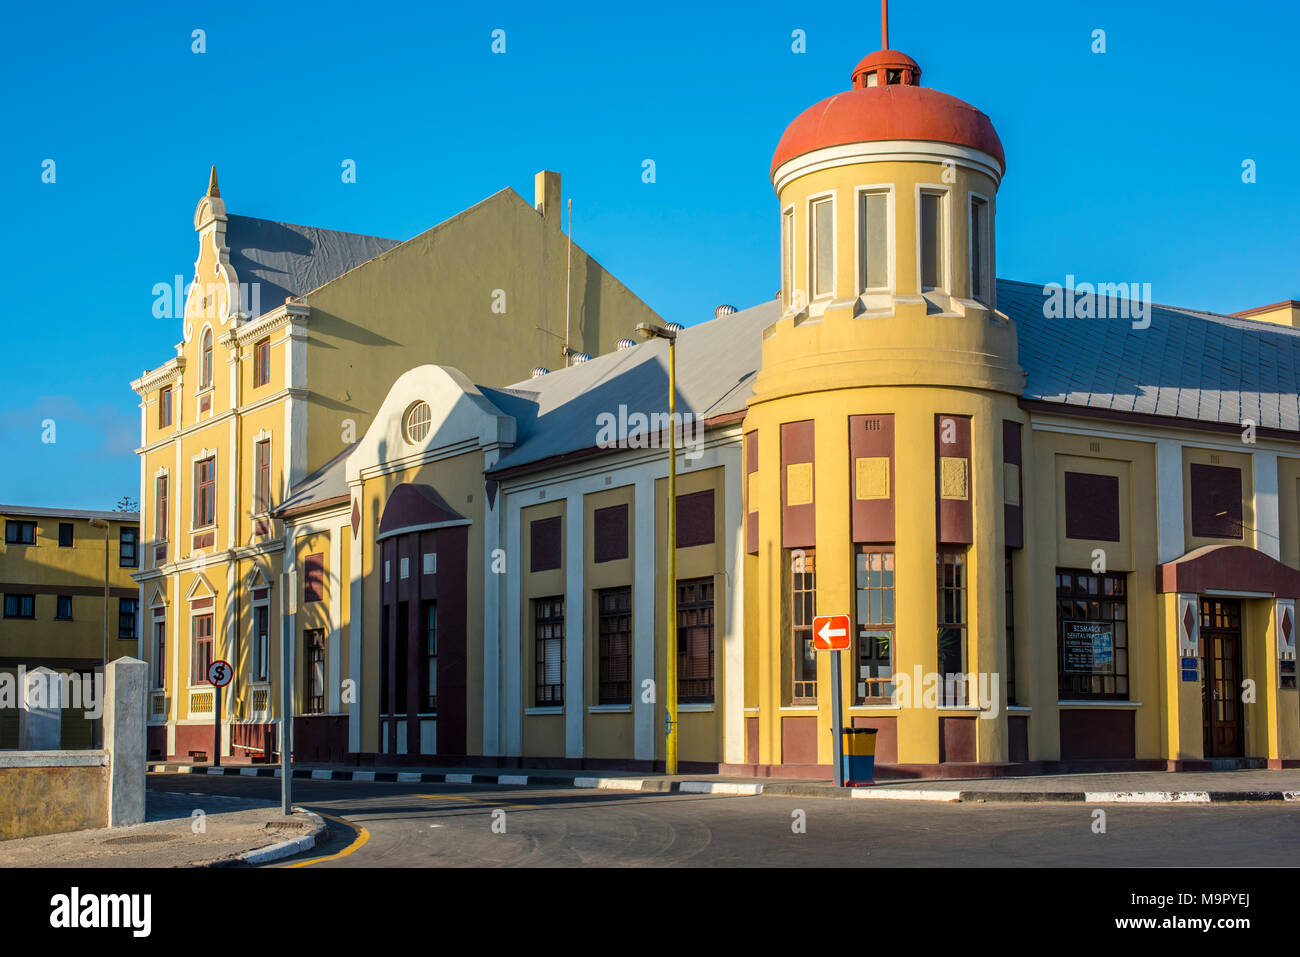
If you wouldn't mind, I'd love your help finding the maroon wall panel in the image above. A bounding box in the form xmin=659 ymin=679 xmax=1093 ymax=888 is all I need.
xmin=1063 ymin=472 xmax=1121 ymax=542
xmin=676 ymin=490 xmax=715 ymax=548
xmin=1059 ymin=709 xmax=1135 ymax=760
xmin=593 ymin=504 xmax=628 ymax=563
xmin=851 ymin=714 xmax=898 ymax=764
xmin=1008 ymin=714 xmax=1029 ymax=763
xmin=1003 ymin=420 xmax=1023 ymax=549
xmin=294 ymin=715 xmax=348 ymax=763
xmin=745 ymin=432 xmax=759 ymax=555
xmin=939 ymin=715 xmax=977 ymax=763
xmin=850 ymin=413 xmax=895 ymax=543
xmin=781 ymin=715 xmax=819 ymax=765
xmin=1189 ymin=464 xmax=1244 ymax=539
xmin=935 ymin=415 xmax=973 ymax=544
xmin=530 ymin=516 xmax=562 ymax=572
xmin=781 ymin=420 xmax=816 ymax=548
xmin=745 ymin=716 xmax=759 ymax=765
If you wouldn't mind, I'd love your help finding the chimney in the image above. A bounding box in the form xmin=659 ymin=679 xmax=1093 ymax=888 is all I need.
xmin=1232 ymin=300 xmax=1300 ymax=328
xmin=534 ymin=170 xmax=561 ymax=219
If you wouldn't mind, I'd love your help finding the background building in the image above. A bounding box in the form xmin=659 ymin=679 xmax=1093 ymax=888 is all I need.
xmin=0 ymin=505 xmax=140 ymax=747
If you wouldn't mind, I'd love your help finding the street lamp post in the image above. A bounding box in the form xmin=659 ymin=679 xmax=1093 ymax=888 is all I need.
xmin=635 ymin=321 xmax=680 ymax=774
xmin=87 ymin=517 xmax=110 ymax=748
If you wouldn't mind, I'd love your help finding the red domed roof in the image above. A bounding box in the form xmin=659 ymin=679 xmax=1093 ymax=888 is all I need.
xmin=771 ymin=57 xmax=1005 ymax=180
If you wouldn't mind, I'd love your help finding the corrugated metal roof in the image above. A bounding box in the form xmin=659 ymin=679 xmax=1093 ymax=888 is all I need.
xmin=226 ymin=215 xmax=401 ymax=318
xmin=0 ymin=505 xmax=138 ymax=522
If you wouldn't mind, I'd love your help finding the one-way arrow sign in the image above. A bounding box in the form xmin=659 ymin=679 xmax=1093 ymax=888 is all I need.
xmin=812 ymin=614 xmax=851 ymax=651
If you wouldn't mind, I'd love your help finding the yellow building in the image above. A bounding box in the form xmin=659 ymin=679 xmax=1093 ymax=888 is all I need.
xmin=130 ymin=168 xmax=663 ymax=762
xmin=0 ymin=505 xmax=140 ymax=748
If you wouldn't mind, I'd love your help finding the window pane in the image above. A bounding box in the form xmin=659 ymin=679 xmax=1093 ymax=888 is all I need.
xmin=781 ymin=208 xmax=795 ymax=306
xmin=921 ymin=192 xmax=943 ymax=290
xmin=812 ymin=199 xmax=834 ymax=298
xmin=970 ymin=198 xmax=987 ymax=300
xmin=861 ymin=191 xmax=888 ymax=289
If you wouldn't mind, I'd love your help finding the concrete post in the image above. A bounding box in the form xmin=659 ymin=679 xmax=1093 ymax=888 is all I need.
xmin=103 ymin=657 xmax=147 ymax=827
xmin=19 ymin=666 xmax=62 ymax=750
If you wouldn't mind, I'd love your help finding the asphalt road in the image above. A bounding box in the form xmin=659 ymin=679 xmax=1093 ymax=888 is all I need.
xmin=145 ymin=773 xmax=1300 ymax=868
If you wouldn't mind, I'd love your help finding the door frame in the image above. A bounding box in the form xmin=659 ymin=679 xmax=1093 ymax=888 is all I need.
xmin=1199 ymin=597 xmax=1244 ymax=758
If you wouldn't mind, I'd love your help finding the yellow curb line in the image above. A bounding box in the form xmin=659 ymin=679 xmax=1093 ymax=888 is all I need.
xmin=280 ymin=809 xmax=369 ymax=867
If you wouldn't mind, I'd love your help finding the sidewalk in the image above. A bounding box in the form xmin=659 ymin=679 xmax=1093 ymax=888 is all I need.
xmin=0 ymin=790 xmax=324 ymax=867
xmin=148 ymin=760 xmax=1300 ymax=803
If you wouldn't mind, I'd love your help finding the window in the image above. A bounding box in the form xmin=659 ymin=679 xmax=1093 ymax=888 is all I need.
xmin=119 ymin=598 xmax=138 ymax=640
xmin=4 ymin=594 xmax=35 ymax=618
xmin=810 ymin=197 xmax=835 ymax=300
xmin=937 ymin=548 xmax=968 ymax=705
xmin=305 ymin=630 xmax=326 ymax=714
xmin=597 ymin=587 xmax=632 ymax=705
xmin=969 ymin=196 xmax=990 ymax=302
xmin=678 ymin=578 xmax=715 ymax=704
xmin=303 ymin=553 xmax=324 ymax=603
xmin=58 ymin=522 xmax=74 ymax=547
xmin=194 ymin=457 xmax=216 ymax=528
xmin=1005 ymin=550 xmax=1017 ymax=705
xmin=254 ymin=603 xmax=270 ymax=682
xmin=781 ymin=206 xmax=795 ymax=306
xmin=193 ymin=614 xmax=214 ymax=682
xmin=152 ymin=614 xmax=166 ymax=688
xmin=405 ymin=401 xmax=432 ymax=444
xmin=200 ymin=328 xmax=214 ymax=389
xmin=254 ymin=439 xmax=271 ymax=514
xmin=854 ymin=548 xmax=895 ymax=703
xmin=859 ymin=190 xmax=889 ymax=290
xmin=253 ymin=337 xmax=271 ymax=388
xmin=380 ymin=605 xmax=390 ymax=714
xmin=1056 ymin=569 xmax=1129 ymax=699
xmin=920 ymin=190 xmax=945 ymax=291
xmin=56 ymin=595 xmax=73 ymax=620
xmin=155 ymin=474 xmax=168 ymax=541
xmin=422 ymin=600 xmax=438 ymax=712
xmin=158 ymin=385 xmax=173 ymax=428
xmin=5 ymin=521 xmax=36 ymax=545
xmin=119 ymin=526 xmax=138 ymax=568
xmin=534 ymin=597 xmax=565 ymax=706
xmin=790 ymin=549 xmax=817 ymax=702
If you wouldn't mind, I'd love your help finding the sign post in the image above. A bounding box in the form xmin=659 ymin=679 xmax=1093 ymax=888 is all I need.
xmin=813 ymin=614 xmax=851 ymax=787
xmin=206 ymin=659 xmax=233 ymax=768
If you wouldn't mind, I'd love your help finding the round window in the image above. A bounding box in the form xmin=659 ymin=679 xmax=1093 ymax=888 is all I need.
xmin=404 ymin=401 xmax=432 ymax=444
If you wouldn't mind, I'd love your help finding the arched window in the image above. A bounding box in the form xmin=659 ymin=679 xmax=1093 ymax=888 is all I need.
xmin=200 ymin=328 xmax=214 ymax=389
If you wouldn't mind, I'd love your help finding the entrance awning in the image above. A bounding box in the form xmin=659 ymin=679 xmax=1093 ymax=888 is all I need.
xmin=1157 ymin=544 xmax=1300 ymax=599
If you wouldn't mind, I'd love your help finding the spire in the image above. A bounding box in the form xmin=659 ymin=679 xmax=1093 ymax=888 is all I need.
xmin=881 ymin=0 xmax=888 ymax=49
xmin=206 ymin=165 xmax=220 ymax=198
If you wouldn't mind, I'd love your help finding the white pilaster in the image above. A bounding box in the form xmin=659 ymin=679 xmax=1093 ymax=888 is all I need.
xmin=482 ymin=456 xmax=503 ymax=756
xmin=1253 ymin=451 xmax=1281 ymax=560
xmin=1156 ymin=439 xmax=1185 ymax=563
xmin=564 ymin=493 xmax=585 ymax=759
xmin=633 ymin=474 xmax=656 ymax=762
xmin=502 ymin=497 xmax=523 ymax=756
xmin=328 ymin=524 xmax=342 ymax=713
xmin=722 ymin=444 xmax=745 ymax=765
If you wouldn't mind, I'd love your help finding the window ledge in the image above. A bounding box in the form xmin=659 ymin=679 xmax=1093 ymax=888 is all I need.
xmin=677 ymin=703 xmax=714 ymax=713
xmin=1006 ymin=705 xmax=1032 ymax=712
xmin=1057 ymin=700 xmax=1142 ymax=709
xmin=778 ymin=706 xmax=818 ymax=713
xmin=936 ymin=706 xmax=985 ymax=714
xmin=848 ymin=704 xmax=900 ymax=712
xmin=525 ymin=706 xmax=563 ymax=716
xmin=588 ymin=704 xmax=632 ymax=714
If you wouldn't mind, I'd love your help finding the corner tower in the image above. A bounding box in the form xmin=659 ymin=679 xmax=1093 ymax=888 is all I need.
xmin=741 ymin=5 xmax=1027 ymax=775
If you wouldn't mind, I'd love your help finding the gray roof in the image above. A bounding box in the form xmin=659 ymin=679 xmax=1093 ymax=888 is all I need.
xmin=483 ymin=299 xmax=782 ymax=474
xmin=226 ymin=214 xmax=401 ymax=318
xmin=276 ymin=443 xmax=356 ymax=515
xmin=0 ymin=505 xmax=138 ymax=522
xmin=1003 ymin=279 xmax=1300 ymax=432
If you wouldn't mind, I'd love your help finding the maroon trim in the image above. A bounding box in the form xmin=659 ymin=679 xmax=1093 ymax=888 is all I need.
xmin=939 ymin=715 xmax=976 ymax=763
xmin=745 ymin=715 xmax=759 ymax=765
xmin=1060 ymin=709 xmax=1135 ymax=761
xmin=780 ymin=420 xmax=816 ymax=548
xmin=850 ymin=714 xmax=897 ymax=764
xmin=1188 ymin=463 xmax=1244 ymax=540
xmin=1231 ymin=299 xmax=1299 ymax=318
xmin=378 ymin=483 xmax=467 ymax=535
xmin=530 ymin=516 xmax=562 ymax=572
xmin=676 ymin=489 xmax=715 ymax=548
xmin=190 ymin=597 xmax=213 ymax=610
xmin=1063 ymin=472 xmax=1121 ymax=542
xmin=1017 ymin=398 xmax=1300 ymax=444
xmin=935 ymin=414 xmax=972 ymax=544
xmin=780 ymin=715 xmax=819 ymax=765
xmin=1157 ymin=544 xmax=1300 ymax=598
xmin=849 ymin=413 xmax=895 ymax=543
xmin=593 ymin=504 xmax=629 ymax=563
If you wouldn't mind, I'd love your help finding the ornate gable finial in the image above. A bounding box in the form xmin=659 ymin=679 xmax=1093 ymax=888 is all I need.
xmin=207 ymin=165 xmax=220 ymax=198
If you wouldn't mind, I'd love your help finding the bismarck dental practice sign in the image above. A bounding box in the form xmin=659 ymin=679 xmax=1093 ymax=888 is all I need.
xmin=1062 ymin=619 xmax=1115 ymax=674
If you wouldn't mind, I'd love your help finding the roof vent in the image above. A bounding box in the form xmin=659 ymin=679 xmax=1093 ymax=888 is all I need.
xmin=615 ymin=338 xmax=637 ymax=351
xmin=714 ymin=304 xmax=737 ymax=318
xmin=530 ymin=367 xmax=550 ymax=378
xmin=570 ymin=352 xmax=592 ymax=364
xmin=664 ymin=322 xmax=684 ymax=334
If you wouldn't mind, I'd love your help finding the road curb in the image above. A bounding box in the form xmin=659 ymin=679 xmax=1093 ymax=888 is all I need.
xmin=205 ymin=808 xmax=326 ymax=867
xmin=147 ymin=764 xmax=1300 ymax=804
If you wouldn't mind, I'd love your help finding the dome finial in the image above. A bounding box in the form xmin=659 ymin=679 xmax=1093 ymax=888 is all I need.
xmin=881 ymin=0 xmax=888 ymax=50
xmin=206 ymin=165 xmax=220 ymax=198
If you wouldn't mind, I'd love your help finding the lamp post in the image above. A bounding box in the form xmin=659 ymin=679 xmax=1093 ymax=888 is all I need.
xmin=635 ymin=321 xmax=680 ymax=774
xmin=86 ymin=517 xmax=110 ymax=748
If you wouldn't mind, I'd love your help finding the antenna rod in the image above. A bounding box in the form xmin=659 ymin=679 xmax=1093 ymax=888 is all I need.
xmin=881 ymin=0 xmax=889 ymax=49
xmin=564 ymin=197 xmax=573 ymax=366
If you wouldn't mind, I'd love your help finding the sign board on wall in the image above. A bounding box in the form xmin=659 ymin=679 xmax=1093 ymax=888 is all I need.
xmin=1061 ymin=620 xmax=1114 ymax=674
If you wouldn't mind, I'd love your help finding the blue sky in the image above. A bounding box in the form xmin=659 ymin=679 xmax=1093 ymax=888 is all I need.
xmin=1 ymin=0 xmax=1296 ymax=509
